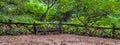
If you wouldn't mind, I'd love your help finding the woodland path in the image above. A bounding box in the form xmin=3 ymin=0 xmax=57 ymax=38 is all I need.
xmin=0 ymin=34 xmax=120 ymax=45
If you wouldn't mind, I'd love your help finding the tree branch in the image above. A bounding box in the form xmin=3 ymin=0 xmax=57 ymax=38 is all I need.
xmin=40 ymin=0 xmax=58 ymax=21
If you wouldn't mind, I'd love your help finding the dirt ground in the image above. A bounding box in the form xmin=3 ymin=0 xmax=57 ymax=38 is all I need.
xmin=0 ymin=34 xmax=120 ymax=45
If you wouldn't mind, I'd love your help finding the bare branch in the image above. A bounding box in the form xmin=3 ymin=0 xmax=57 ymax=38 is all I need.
xmin=40 ymin=0 xmax=58 ymax=21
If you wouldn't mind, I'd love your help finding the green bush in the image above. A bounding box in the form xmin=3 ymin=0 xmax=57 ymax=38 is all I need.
xmin=18 ymin=29 xmax=30 ymax=34
xmin=0 ymin=29 xmax=5 ymax=35
xmin=6 ymin=30 xmax=18 ymax=35
xmin=0 ymin=28 xmax=31 ymax=35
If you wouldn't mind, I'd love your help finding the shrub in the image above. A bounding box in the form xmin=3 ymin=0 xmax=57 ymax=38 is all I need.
xmin=0 ymin=29 xmax=5 ymax=35
xmin=6 ymin=29 xmax=18 ymax=35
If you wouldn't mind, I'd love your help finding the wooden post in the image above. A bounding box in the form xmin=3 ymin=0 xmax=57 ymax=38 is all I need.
xmin=59 ymin=19 xmax=62 ymax=33
xmin=8 ymin=19 xmax=12 ymax=30
xmin=112 ymin=24 xmax=116 ymax=38
xmin=76 ymin=25 xmax=78 ymax=31
xmin=33 ymin=23 xmax=37 ymax=34
xmin=84 ymin=23 xmax=88 ymax=35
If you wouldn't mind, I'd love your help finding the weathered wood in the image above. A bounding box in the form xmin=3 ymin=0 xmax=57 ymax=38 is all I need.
xmin=8 ymin=20 xmax=12 ymax=30
xmin=0 ymin=21 xmax=58 ymax=25
xmin=112 ymin=24 xmax=116 ymax=38
xmin=62 ymin=23 xmax=120 ymax=30
xmin=0 ymin=21 xmax=120 ymax=30
xmin=33 ymin=23 xmax=37 ymax=34
xmin=75 ymin=25 xmax=78 ymax=31
xmin=59 ymin=19 xmax=62 ymax=33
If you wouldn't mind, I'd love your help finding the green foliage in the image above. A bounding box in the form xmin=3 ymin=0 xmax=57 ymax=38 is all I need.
xmin=19 ymin=26 xmax=31 ymax=34
xmin=0 ymin=15 xmax=9 ymax=22
xmin=25 ymin=1 xmax=46 ymax=14
xmin=57 ymin=0 xmax=75 ymax=13
xmin=0 ymin=0 xmax=120 ymax=38
xmin=0 ymin=29 xmax=20 ymax=35
xmin=0 ymin=29 xmax=5 ymax=35
xmin=6 ymin=30 xmax=19 ymax=35
xmin=12 ymin=15 xmax=38 ymax=23
xmin=0 ymin=24 xmax=32 ymax=35
xmin=0 ymin=28 xmax=31 ymax=35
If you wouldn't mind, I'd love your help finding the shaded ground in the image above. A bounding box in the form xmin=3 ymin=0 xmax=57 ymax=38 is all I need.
xmin=0 ymin=34 xmax=120 ymax=45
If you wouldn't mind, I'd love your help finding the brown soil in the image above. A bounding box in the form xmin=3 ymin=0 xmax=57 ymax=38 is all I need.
xmin=0 ymin=34 xmax=119 ymax=45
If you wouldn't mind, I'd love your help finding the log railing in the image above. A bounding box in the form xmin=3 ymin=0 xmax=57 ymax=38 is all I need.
xmin=0 ymin=20 xmax=120 ymax=38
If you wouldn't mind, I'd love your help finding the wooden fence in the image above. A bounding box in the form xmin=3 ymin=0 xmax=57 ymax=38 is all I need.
xmin=62 ymin=23 xmax=120 ymax=38
xmin=0 ymin=20 xmax=120 ymax=38
xmin=0 ymin=20 xmax=62 ymax=34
